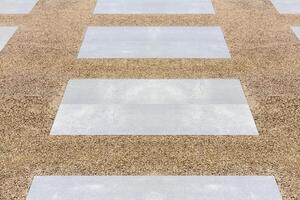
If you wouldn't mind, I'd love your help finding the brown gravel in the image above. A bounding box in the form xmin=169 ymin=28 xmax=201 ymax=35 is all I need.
xmin=0 ymin=0 xmax=299 ymax=199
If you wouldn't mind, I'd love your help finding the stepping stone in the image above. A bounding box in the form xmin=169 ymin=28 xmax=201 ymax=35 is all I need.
xmin=0 ymin=27 xmax=17 ymax=51
xmin=94 ymin=0 xmax=215 ymax=14
xmin=292 ymin=26 xmax=300 ymax=40
xmin=50 ymin=79 xmax=258 ymax=135
xmin=0 ymin=0 xmax=39 ymax=14
xmin=27 ymin=176 xmax=282 ymax=200
xmin=78 ymin=27 xmax=231 ymax=59
xmin=271 ymin=0 xmax=300 ymax=14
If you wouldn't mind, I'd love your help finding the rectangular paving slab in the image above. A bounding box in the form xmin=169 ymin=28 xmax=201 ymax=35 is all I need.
xmin=271 ymin=0 xmax=300 ymax=14
xmin=0 ymin=0 xmax=38 ymax=14
xmin=94 ymin=0 xmax=215 ymax=14
xmin=0 ymin=27 xmax=17 ymax=51
xmin=27 ymin=176 xmax=282 ymax=200
xmin=292 ymin=26 xmax=300 ymax=40
xmin=50 ymin=79 xmax=258 ymax=135
xmin=78 ymin=27 xmax=231 ymax=58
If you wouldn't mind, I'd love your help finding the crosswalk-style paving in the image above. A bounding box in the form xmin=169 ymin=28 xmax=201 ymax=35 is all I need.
xmin=0 ymin=0 xmax=38 ymax=14
xmin=27 ymin=176 xmax=282 ymax=200
xmin=94 ymin=0 xmax=215 ymax=14
xmin=78 ymin=27 xmax=231 ymax=59
xmin=50 ymin=79 xmax=257 ymax=135
xmin=1 ymin=0 xmax=297 ymax=199
xmin=0 ymin=26 xmax=17 ymax=51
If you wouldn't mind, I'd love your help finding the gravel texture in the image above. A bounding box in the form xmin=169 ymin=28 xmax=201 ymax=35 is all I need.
xmin=0 ymin=0 xmax=299 ymax=199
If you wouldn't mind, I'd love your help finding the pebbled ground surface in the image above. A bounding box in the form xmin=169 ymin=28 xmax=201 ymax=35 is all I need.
xmin=0 ymin=0 xmax=299 ymax=199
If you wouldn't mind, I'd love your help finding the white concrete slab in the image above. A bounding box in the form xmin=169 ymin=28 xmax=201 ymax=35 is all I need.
xmin=0 ymin=26 xmax=17 ymax=51
xmin=27 ymin=176 xmax=282 ymax=200
xmin=78 ymin=27 xmax=231 ymax=59
xmin=94 ymin=0 xmax=215 ymax=14
xmin=0 ymin=0 xmax=39 ymax=14
xmin=50 ymin=79 xmax=258 ymax=135
xmin=271 ymin=0 xmax=300 ymax=14
xmin=292 ymin=26 xmax=300 ymax=40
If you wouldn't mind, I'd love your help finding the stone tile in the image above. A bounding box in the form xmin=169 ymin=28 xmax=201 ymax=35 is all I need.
xmin=94 ymin=0 xmax=215 ymax=14
xmin=50 ymin=79 xmax=258 ymax=135
xmin=0 ymin=27 xmax=17 ymax=51
xmin=0 ymin=0 xmax=38 ymax=14
xmin=271 ymin=0 xmax=300 ymax=14
xmin=61 ymin=79 xmax=247 ymax=104
xmin=27 ymin=176 xmax=282 ymax=200
xmin=78 ymin=27 xmax=231 ymax=59
xmin=292 ymin=26 xmax=300 ymax=40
